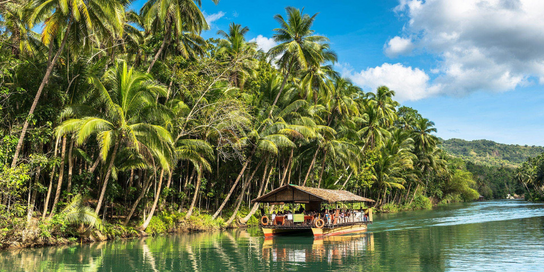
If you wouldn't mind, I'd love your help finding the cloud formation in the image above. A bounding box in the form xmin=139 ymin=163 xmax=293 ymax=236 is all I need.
xmin=384 ymin=37 xmax=414 ymax=57
xmin=340 ymin=63 xmax=437 ymax=102
xmin=204 ymin=11 xmax=226 ymax=28
xmin=249 ymin=35 xmax=277 ymax=52
xmin=381 ymin=0 xmax=544 ymax=98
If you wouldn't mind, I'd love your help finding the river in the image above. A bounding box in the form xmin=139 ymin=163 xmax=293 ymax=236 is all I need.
xmin=1 ymin=200 xmax=544 ymax=271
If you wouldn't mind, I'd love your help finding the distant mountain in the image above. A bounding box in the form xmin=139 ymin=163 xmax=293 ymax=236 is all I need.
xmin=439 ymin=138 xmax=544 ymax=168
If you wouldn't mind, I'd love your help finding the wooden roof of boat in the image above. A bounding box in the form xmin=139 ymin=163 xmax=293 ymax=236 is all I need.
xmin=251 ymin=184 xmax=375 ymax=204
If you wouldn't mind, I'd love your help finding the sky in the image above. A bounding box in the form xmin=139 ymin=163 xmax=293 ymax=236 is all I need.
xmin=131 ymin=0 xmax=544 ymax=146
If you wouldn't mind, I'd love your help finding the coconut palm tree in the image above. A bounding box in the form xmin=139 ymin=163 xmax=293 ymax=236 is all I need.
xmin=56 ymin=61 xmax=173 ymax=215
xmin=216 ymin=23 xmax=258 ymax=89
xmin=267 ymin=7 xmax=335 ymax=117
xmin=11 ymin=0 xmax=125 ymax=167
xmin=141 ymin=0 xmax=217 ymax=73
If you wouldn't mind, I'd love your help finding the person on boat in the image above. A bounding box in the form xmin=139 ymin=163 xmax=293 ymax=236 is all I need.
xmin=325 ymin=210 xmax=331 ymax=225
xmin=340 ymin=210 xmax=345 ymax=223
xmin=286 ymin=210 xmax=293 ymax=225
xmin=271 ymin=212 xmax=277 ymax=225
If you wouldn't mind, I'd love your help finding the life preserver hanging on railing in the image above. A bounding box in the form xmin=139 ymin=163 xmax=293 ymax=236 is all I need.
xmin=315 ymin=219 xmax=325 ymax=228
xmin=261 ymin=216 xmax=270 ymax=225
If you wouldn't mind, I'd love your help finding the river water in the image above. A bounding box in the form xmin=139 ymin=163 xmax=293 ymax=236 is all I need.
xmin=1 ymin=200 xmax=544 ymax=271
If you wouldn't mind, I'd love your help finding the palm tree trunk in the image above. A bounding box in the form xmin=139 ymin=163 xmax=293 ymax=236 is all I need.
xmin=212 ymin=151 xmax=254 ymax=220
xmin=124 ymin=175 xmax=152 ymax=225
xmin=302 ymin=147 xmax=320 ymax=186
xmin=225 ymin=159 xmax=263 ymax=226
xmin=140 ymin=169 xmax=165 ymax=230
xmin=280 ymin=150 xmax=293 ymax=186
xmin=268 ymin=60 xmax=294 ymax=118
xmin=409 ymin=185 xmax=419 ymax=206
xmin=42 ymin=139 xmax=60 ymax=219
xmin=147 ymin=20 xmax=171 ymax=73
xmin=317 ymin=150 xmax=328 ymax=188
xmin=89 ymin=156 xmax=100 ymax=174
xmin=340 ymin=170 xmax=354 ymax=190
xmin=66 ymin=138 xmax=74 ymax=199
xmin=185 ymin=164 xmax=202 ymax=219
xmin=95 ymin=136 xmax=121 ymax=214
xmin=241 ymin=158 xmax=272 ymax=224
xmin=11 ymin=18 xmax=73 ymax=168
xmin=26 ymin=165 xmax=40 ymax=226
xmin=49 ymin=136 xmax=67 ymax=217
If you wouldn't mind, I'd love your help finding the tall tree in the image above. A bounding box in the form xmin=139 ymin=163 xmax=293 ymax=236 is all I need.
xmin=141 ymin=0 xmax=217 ymax=73
xmin=11 ymin=0 xmax=125 ymax=167
xmin=56 ymin=61 xmax=173 ymax=215
xmin=267 ymin=7 xmax=335 ymax=118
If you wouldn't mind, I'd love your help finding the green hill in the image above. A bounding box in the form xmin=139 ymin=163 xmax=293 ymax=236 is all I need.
xmin=440 ymin=138 xmax=544 ymax=168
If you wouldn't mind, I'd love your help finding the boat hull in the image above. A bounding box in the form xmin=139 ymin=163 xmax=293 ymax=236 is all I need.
xmin=262 ymin=223 xmax=368 ymax=237
xmin=312 ymin=223 xmax=367 ymax=237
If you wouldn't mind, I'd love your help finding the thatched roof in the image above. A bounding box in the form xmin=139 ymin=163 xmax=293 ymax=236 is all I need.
xmin=251 ymin=184 xmax=375 ymax=204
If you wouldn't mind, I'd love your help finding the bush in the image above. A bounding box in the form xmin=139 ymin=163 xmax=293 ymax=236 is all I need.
xmin=410 ymin=195 xmax=433 ymax=210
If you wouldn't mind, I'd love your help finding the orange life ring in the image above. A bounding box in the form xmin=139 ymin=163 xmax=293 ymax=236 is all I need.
xmin=261 ymin=216 xmax=269 ymax=225
xmin=315 ymin=219 xmax=325 ymax=228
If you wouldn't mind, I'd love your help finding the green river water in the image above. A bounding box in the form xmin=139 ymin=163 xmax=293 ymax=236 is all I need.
xmin=1 ymin=200 xmax=544 ymax=271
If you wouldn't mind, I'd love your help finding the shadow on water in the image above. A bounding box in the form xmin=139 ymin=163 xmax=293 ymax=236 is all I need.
xmin=1 ymin=200 xmax=544 ymax=271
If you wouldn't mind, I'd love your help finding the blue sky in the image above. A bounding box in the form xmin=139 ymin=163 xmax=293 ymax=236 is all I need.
xmin=132 ymin=0 xmax=544 ymax=146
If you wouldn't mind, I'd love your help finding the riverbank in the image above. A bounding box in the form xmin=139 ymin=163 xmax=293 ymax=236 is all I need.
xmin=0 ymin=209 xmax=241 ymax=250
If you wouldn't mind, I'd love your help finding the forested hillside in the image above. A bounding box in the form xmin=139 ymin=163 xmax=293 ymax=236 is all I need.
xmin=440 ymin=138 xmax=544 ymax=167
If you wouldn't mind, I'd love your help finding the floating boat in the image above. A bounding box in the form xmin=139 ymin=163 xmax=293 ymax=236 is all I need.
xmin=252 ymin=184 xmax=375 ymax=238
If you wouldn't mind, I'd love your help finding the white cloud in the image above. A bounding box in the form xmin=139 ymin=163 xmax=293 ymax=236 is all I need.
xmin=340 ymin=63 xmax=437 ymax=102
xmin=204 ymin=11 xmax=226 ymax=28
xmin=391 ymin=0 xmax=544 ymax=96
xmin=384 ymin=36 xmax=414 ymax=57
xmin=249 ymin=35 xmax=277 ymax=52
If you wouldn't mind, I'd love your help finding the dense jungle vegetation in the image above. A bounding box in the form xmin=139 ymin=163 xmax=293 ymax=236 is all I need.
xmin=0 ymin=0 xmax=482 ymax=246
xmin=515 ymin=153 xmax=544 ymax=201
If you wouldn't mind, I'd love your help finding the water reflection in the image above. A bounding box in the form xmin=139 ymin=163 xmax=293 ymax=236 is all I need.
xmin=1 ymin=201 xmax=544 ymax=271
xmin=262 ymin=233 xmax=374 ymax=265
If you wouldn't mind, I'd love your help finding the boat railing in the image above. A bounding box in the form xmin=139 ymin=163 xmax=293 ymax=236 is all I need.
xmin=261 ymin=211 xmax=371 ymax=228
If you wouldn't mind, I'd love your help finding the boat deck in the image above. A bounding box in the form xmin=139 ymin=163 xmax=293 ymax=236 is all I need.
xmin=260 ymin=221 xmax=372 ymax=230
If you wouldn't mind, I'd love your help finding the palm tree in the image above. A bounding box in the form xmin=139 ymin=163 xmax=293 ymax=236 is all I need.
xmin=141 ymin=0 xmax=217 ymax=73
xmin=180 ymin=139 xmax=214 ymax=219
xmin=216 ymin=23 xmax=258 ymax=89
xmin=11 ymin=0 xmax=125 ymax=167
xmin=358 ymin=105 xmax=391 ymax=151
xmin=267 ymin=7 xmax=335 ymax=118
xmin=368 ymin=86 xmax=398 ymax=126
xmin=0 ymin=0 xmax=40 ymax=59
xmin=56 ymin=61 xmax=173 ymax=215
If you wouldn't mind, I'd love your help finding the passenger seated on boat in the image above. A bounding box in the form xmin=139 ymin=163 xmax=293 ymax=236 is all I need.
xmin=286 ymin=211 xmax=293 ymax=225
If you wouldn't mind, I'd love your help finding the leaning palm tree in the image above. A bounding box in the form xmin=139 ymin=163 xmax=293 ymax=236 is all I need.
xmin=56 ymin=61 xmax=173 ymax=215
xmin=11 ymin=0 xmax=125 ymax=167
xmin=267 ymin=6 xmax=335 ymax=118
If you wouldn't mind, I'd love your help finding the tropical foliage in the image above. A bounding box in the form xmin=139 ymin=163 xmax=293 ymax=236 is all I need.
xmin=0 ymin=3 xmax=482 ymax=241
